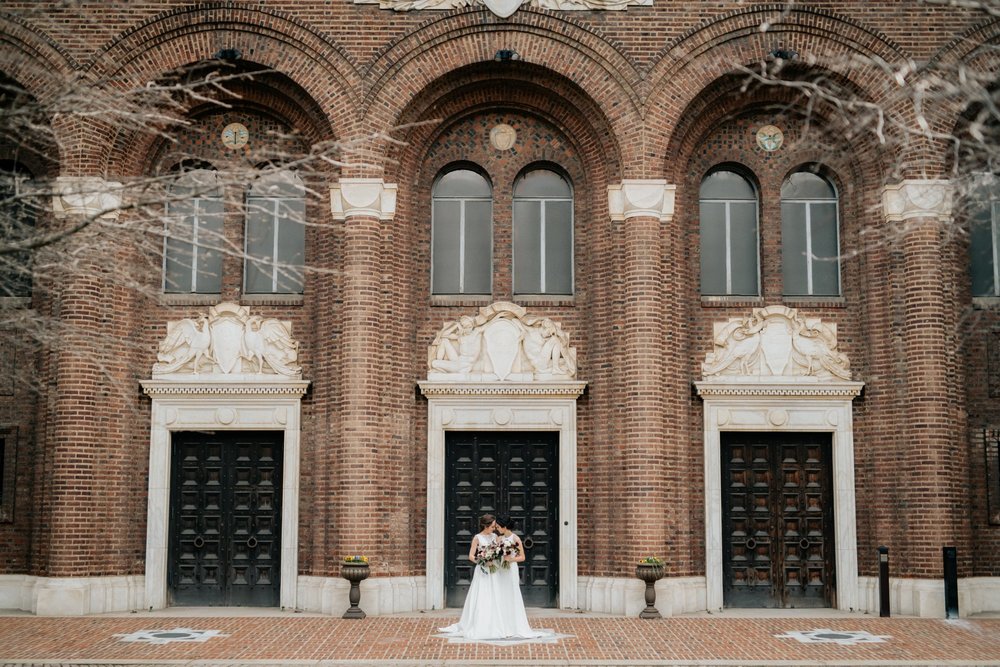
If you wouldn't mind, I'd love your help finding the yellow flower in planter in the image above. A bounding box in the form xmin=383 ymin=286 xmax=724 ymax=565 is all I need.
xmin=343 ymin=555 xmax=369 ymax=563
xmin=638 ymin=556 xmax=663 ymax=565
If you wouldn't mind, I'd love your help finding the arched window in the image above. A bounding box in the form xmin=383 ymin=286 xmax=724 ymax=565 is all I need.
xmin=699 ymin=168 xmax=759 ymax=296
xmin=781 ymin=170 xmax=840 ymax=296
xmin=431 ymin=167 xmax=492 ymax=295
xmin=970 ymin=173 xmax=1000 ymax=297
xmin=513 ymin=167 xmax=573 ymax=295
xmin=163 ymin=167 xmax=223 ymax=294
xmin=0 ymin=162 xmax=36 ymax=298
xmin=245 ymin=170 xmax=306 ymax=294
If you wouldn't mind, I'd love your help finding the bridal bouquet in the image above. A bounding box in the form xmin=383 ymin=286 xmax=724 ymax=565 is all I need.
xmin=475 ymin=541 xmax=504 ymax=574
xmin=499 ymin=538 xmax=519 ymax=569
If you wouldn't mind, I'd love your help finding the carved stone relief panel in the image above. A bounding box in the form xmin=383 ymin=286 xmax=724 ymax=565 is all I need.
xmin=152 ymin=302 xmax=301 ymax=378
xmin=702 ymin=305 xmax=851 ymax=381
xmin=427 ymin=301 xmax=577 ymax=382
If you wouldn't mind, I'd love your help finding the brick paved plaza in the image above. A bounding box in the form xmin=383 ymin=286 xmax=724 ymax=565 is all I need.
xmin=1 ymin=611 xmax=999 ymax=666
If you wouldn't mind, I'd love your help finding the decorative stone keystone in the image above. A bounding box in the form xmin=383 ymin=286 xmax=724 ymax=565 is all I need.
xmin=330 ymin=178 xmax=397 ymax=221
xmin=881 ymin=180 xmax=953 ymax=222
xmin=52 ymin=176 xmax=123 ymax=220
xmin=608 ymin=179 xmax=676 ymax=221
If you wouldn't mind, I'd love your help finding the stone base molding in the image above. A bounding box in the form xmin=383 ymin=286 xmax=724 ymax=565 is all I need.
xmin=857 ymin=576 xmax=1000 ymax=618
xmin=881 ymin=179 xmax=954 ymax=222
xmin=576 ymin=576 xmax=706 ymax=617
xmin=330 ymin=178 xmax=398 ymax=220
xmin=607 ymin=179 xmax=676 ymax=221
xmin=296 ymin=575 xmax=427 ymax=616
xmin=0 ymin=574 xmax=145 ymax=616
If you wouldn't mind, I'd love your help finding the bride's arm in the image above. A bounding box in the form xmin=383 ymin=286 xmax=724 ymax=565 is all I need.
xmin=468 ymin=536 xmax=480 ymax=562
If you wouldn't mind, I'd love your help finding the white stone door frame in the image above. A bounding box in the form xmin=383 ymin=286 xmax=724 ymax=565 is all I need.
xmin=419 ymin=381 xmax=586 ymax=611
xmin=695 ymin=380 xmax=864 ymax=612
xmin=141 ymin=378 xmax=309 ymax=611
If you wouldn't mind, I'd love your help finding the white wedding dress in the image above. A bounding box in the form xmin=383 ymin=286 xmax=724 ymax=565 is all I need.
xmin=438 ymin=533 xmax=506 ymax=639
xmin=493 ymin=533 xmax=546 ymax=639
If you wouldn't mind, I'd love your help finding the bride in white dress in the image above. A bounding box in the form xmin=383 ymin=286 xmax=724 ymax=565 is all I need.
xmin=493 ymin=514 xmax=546 ymax=639
xmin=438 ymin=514 xmax=505 ymax=639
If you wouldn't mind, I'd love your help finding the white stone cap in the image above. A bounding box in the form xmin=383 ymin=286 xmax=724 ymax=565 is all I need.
xmin=330 ymin=178 xmax=397 ymax=221
xmin=141 ymin=376 xmax=310 ymax=396
xmin=608 ymin=179 xmax=676 ymax=221
xmin=882 ymin=179 xmax=953 ymax=222
xmin=52 ymin=176 xmax=124 ymax=220
xmin=695 ymin=379 xmax=864 ymax=398
xmin=418 ymin=380 xmax=587 ymax=398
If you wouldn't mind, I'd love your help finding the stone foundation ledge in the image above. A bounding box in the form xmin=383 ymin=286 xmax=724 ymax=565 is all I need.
xmin=295 ymin=575 xmax=427 ymax=616
xmin=0 ymin=574 xmax=146 ymax=615
xmin=857 ymin=575 xmax=1000 ymax=618
xmin=576 ymin=575 xmax=706 ymax=617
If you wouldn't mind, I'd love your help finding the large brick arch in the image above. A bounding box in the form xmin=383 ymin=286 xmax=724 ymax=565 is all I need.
xmin=78 ymin=3 xmax=361 ymax=174
xmin=362 ymin=7 xmax=642 ymax=166
xmin=647 ymin=5 xmax=912 ymax=176
xmin=0 ymin=10 xmax=77 ymax=102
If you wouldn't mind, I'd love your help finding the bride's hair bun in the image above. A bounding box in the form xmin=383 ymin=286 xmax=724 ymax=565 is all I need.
xmin=495 ymin=514 xmax=514 ymax=530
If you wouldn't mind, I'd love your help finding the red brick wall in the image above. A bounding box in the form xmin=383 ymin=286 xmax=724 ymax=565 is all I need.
xmin=0 ymin=1 xmax=996 ymax=586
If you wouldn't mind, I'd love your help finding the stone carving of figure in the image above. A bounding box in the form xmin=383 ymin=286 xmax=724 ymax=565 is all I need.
xmin=154 ymin=314 xmax=212 ymax=374
xmin=431 ymin=315 xmax=483 ymax=374
xmin=242 ymin=315 xmax=301 ymax=376
xmin=790 ymin=318 xmax=851 ymax=380
xmin=520 ymin=318 xmax=576 ymax=376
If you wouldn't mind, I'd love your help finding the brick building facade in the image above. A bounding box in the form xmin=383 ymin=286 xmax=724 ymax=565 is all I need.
xmin=0 ymin=1 xmax=998 ymax=617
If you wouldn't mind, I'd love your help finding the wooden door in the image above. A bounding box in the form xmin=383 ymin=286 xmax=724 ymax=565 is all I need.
xmin=722 ymin=432 xmax=835 ymax=608
xmin=168 ymin=431 xmax=282 ymax=606
xmin=445 ymin=431 xmax=558 ymax=608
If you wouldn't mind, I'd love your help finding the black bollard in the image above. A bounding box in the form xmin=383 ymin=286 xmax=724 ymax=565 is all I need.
xmin=943 ymin=546 xmax=959 ymax=619
xmin=877 ymin=546 xmax=890 ymax=617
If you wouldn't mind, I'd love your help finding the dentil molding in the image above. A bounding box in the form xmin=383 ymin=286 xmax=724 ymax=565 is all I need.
xmin=51 ymin=176 xmax=123 ymax=220
xmin=607 ymin=180 xmax=676 ymax=221
xmin=330 ymin=178 xmax=397 ymax=220
xmin=881 ymin=179 xmax=953 ymax=222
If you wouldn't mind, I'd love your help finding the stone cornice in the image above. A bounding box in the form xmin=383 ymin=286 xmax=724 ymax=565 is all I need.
xmin=881 ymin=180 xmax=953 ymax=222
xmin=141 ymin=378 xmax=310 ymax=397
xmin=695 ymin=380 xmax=864 ymax=398
xmin=330 ymin=178 xmax=397 ymax=221
xmin=608 ymin=179 xmax=676 ymax=222
xmin=418 ymin=380 xmax=587 ymax=398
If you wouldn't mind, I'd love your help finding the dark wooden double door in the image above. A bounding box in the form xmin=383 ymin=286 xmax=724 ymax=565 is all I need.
xmin=445 ymin=431 xmax=558 ymax=608
xmin=168 ymin=431 xmax=282 ymax=606
xmin=722 ymin=432 xmax=835 ymax=608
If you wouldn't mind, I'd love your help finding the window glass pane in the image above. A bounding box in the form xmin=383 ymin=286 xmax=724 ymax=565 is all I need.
xmin=810 ymin=202 xmax=840 ymax=295
xmin=513 ymin=200 xmax=541 ymax=294
xmin=729 ymin=201 xmax=759 ymax=295
xmin=782 ymin=201 xmax=808 ymax=296
xmin=197 ymin=197 xmax=224 ymax=293
xmin=164 ymin=199 xmax=195 ymax=293
xmin=463 ymin=200 xmax=492 ymax=294
xmin=432 ymin=200 xmax=460 ymax=294
xmin=699 ymin=201 xmax=727 ymax=295
xmin=0 ymin=173 xmax=36 ymax=297
xmin=435 ymin=169 xmax=491 ymax=198
xmin=245 ymin=201 xmax=275 ymax=293
xmin=969 ymin=199 xmax=996 ymax=296
xmin=700 ymin=170 xmax=755 ymax=200
xmin=515 ymin=169 xmax=571 ymax=198
xmin=782 ymin=172 xmax=835 ymax=200
xmin=545 ymin=200 xmax=573 ymax=294
xmin=276 ymin=198 xmax=305 ymax=293
xmin=251 ymin=171 xmax=304 ymax=198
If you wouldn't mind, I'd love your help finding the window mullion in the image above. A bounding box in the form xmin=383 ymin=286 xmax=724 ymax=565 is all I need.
xmin=539 ymin=200 xmax=547 ymax=294
xmin=724 ymin=201 xmax=733 ymax=295
xmin=459 ymin=199 xmax=466 ymax=294
xmin=272 ymin=198 xmax=281 ymax=292
xmin=191 ymin=198 xmax=200 ymax=293
xmin=992 ymin=201 xmax=1000 ymax=296
xmin=805 ymin=202 xmax=814 ymax=296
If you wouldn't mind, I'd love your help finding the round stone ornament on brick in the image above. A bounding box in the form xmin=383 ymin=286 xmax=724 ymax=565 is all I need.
xmin=756 ymin=124 xmax=783 ymax=152
xmin=490 ymin=124 xmax=517 ymax=151
xmin=221 ymin=122 xmax=249 ymax=149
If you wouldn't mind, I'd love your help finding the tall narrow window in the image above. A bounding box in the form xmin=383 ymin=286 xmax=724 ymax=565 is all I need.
xmin=245 ymin=170 xmax=306 ymax=294
xmin=781 ymin=171 xmax=841 ymax=296
xmin=431 ymin=167 xmax=492 ymax=295
xmin=164 ymin=168 xmax=223 ymax=294
xmin=513 ymin=167 xmax=573 ymax=295
xmin=699 ymin=169 xmax=759 ymax=296
xmin=970 ymin=173 xmax=1000 ymax=297
xmin=0 ymin=163 xmax=36 ymax=298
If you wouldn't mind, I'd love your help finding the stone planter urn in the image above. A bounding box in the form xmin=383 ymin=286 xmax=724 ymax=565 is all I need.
xmin=635 ymin=561 xmax=664 ymax=619
xmin=341 ymin=561 xmax=370 ymax=619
